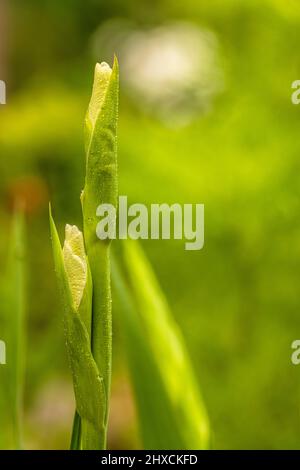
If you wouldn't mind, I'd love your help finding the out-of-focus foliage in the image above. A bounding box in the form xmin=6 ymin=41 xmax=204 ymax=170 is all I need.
xmin=112 ymin=241 xmax=209 ymax=449
xmin=0 ymin=210 xmax=26 ymax=449
xmin=0 ymin=0 xmax=300 ymax=449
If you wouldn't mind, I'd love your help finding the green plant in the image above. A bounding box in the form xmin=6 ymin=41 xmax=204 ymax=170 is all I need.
xmin=50 ymin=59 xmax=119 ymax=450
xmin=50 ymin=59 xmax=209 ymax=450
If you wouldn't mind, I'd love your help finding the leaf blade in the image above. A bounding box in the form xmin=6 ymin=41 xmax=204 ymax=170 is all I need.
xmin=113 ymin=241 xmax=210 ymax=450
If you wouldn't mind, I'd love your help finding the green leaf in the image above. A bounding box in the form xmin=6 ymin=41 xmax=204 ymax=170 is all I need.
xmin=112 ymin=241 xmax=210 ymax=450
xmin=0 ymin=209 xmax=26 ymax=449
xmin=49 ymin=206 xmax=106 ymax=449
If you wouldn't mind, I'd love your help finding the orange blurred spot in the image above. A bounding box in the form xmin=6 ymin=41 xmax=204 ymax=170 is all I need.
xmin=6 ymin=175 xmax=49 ymax=216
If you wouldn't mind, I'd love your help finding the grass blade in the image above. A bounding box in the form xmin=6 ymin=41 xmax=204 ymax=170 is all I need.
xmin=0 ymin=209 xmax=26 ymax=449
xmin=112 ymin=241 xmax=210 ymax=450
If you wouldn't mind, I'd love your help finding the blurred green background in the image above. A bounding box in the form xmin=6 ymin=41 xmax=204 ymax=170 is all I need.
xmin=1 ymin=0 xmax=300 ymax=449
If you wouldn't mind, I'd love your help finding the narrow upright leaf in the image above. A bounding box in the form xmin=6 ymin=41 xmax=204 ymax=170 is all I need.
xmin=112 ymin=241 xmax=210 ymax=450
xmin=0 ymin=209 xmax=26 ymax=449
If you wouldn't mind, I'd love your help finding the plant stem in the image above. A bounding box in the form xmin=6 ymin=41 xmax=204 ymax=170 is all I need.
xmin=88 ymin=244 xmax=111 ymax=426
xmin=81 ymin=419 xmax=106 ymax=450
